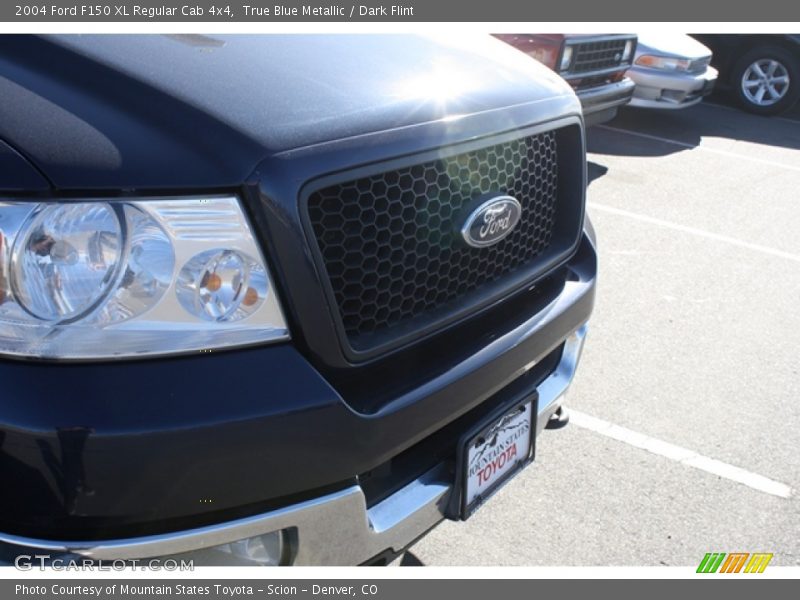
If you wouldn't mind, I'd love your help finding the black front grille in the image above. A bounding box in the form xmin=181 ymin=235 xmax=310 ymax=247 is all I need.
xmin=572 ymin=74 xmax=618 ymax=90
xmin=307 ymin=132 xmax=563 ymax=352
xmin=568 ymin=38 xmax=630 ymax=74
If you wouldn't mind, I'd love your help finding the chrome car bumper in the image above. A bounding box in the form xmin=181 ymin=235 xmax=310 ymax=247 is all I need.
xmin=0 ymin=327 xmax=587 ymax=566
xmin=628 ymin=65 xmax=718 ymax=109
xmin=575 ymin=77 xmax=636 ymax=125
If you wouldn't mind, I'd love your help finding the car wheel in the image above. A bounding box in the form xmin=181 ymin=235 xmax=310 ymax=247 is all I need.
xmin=731 ymin=45 xmax=800 ymax=115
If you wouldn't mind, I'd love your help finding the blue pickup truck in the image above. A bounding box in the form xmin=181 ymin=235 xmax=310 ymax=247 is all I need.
xmin=0 ymin=34 xmax=596 ymax=566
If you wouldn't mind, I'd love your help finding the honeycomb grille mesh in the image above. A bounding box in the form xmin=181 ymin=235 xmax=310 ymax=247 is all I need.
xmin=307 ymin=132 xmax=559 ymax=346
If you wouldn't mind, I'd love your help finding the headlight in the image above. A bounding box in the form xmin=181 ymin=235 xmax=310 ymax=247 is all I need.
xmin=0 ymin=196 xmax=289 ymax=359
xmin=622 ymin=40 xmax=635 ymax=62
xmin=635 ymin=55 xmax=691 ymax=72
xmin=559 ymin=45 xmax=574 ymax=71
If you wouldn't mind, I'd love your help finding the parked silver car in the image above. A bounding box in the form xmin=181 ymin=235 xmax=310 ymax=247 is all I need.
xmin=628 ymin=33 xmax=718 ymax=109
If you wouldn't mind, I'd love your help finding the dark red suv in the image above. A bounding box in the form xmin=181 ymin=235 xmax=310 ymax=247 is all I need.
xmin=497 ymin=34 xmax=638 ymax=125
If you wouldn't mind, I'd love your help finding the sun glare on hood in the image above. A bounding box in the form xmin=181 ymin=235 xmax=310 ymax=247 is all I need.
xmin=391 ymin=59 xmax=483 ymax=106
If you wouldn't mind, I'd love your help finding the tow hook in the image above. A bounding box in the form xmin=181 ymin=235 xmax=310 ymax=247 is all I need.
xmin=545 ymin=405 xmax=570 ymax=430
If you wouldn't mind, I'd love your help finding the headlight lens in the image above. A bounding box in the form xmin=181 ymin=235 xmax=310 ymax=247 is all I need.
xmin=0 ymin=196 xmax=288 ymax=359
xmin=622 ymin=40 xmax=635 ymax=62
xmin=176 ymin=249 xmax=267 ymax=322
xmin=635 ymin=55 xmax=691 ymax=72
xmin=559 ymin=45 xmax=574 ymax=71
xmin=13 ymin=203 xmax=123 ymax=321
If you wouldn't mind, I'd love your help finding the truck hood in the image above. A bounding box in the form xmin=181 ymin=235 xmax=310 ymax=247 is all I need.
xmin=0 ymin=34 xmax=575 ymax=191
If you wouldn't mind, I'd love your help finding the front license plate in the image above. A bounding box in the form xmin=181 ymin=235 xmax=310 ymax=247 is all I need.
xmin=460 ymin=399 xmax=535 ymax=518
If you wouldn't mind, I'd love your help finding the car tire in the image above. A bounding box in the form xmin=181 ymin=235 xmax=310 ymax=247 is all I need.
xmin=731 ymin=45 xmax=800 ymax=116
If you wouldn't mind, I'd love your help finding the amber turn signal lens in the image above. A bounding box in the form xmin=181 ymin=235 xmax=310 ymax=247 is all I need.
xmin=203 ymin=273 xmax=223 ymax=292
xmin=242 ymin=287 xmax=259 ymax=307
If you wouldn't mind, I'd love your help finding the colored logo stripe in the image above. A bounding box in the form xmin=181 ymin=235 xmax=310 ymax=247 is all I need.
xmin=720 ymin=553 xmax=749 ymax=573
xmin=697 ymin=553 xmax=726 ymax=573
xmin=744 ymin=553 xmax=773 ymax=573
xmin=697 ymin=552 xmax=773 ymax=573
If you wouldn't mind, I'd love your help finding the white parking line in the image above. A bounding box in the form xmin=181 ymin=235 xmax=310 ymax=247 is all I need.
xmin=570 ymin=410 xmax=793 ymax=499
xmin=595 ymin=125 xmax=800 ymax=174
xmin=588 ymin=202 xmax=800 ymax=264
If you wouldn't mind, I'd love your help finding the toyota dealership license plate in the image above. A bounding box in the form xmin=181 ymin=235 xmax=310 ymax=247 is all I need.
xmin=460 ymin=399 xmax=535 ymax=518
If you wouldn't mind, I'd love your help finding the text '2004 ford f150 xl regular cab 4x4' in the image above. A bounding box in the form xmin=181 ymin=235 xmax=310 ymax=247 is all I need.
xmin=0 ymin=34 xmax=596 ymax=566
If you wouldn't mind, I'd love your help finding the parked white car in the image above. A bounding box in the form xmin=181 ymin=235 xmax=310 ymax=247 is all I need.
xmin=628 ymin=33 xmax=718 ymax=109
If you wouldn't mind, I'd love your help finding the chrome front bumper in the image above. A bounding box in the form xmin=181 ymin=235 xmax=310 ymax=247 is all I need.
xmin=628 ymin=66 xmax=718 ymax=109
xmin=576 ymin=78 xmax=636 ymax=114
xmin=1 ymin=326 xmax=587 ymax=566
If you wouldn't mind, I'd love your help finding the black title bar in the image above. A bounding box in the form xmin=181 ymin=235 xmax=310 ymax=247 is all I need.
xmin=4 ymin=0 xmax=800 ymax=22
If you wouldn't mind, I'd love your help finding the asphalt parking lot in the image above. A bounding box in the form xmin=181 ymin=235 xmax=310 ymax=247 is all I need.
xmin=408 ymin=97 xmax=800 ymax=566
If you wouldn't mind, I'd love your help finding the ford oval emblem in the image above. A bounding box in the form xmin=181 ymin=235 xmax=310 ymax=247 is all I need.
xmin=460 ymin=195 xmax=522 ymax=248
